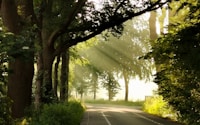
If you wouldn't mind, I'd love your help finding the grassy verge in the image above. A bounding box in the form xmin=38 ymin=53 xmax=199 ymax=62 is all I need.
xmin=84 ymin=99 xmax=144 ymax=107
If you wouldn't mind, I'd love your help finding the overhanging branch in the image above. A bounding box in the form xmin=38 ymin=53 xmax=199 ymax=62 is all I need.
xmin=49 ymin=0 xmax=87 ymax=46
xmin=54 ymin=0 xmax=169 ymax=56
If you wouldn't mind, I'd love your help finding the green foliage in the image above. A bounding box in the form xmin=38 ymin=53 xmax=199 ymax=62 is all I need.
xmin=0 ymin=25 xmax=36 ymax=60
xmin=143 ymin=96 xmax=177 ymax=120
xmin=0 ymin=97 xmax=13 ymax=125
xmin=0 ymin=21 xmax=13 ymax=125
xmin=0 ymin=32 xmax=9 ymax=96
xmin=150 ymin=22 xmax=200 ymax=124
xmin=30 ymin=101 xmax=85 ymax=125
xmin=145 ymin=1 xmax=200 ymax=123
xmin=0 ymin=58 xmax=7 ymax=96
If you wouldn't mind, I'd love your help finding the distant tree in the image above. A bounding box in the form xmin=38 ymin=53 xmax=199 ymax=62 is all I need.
xmin=72 ymin=64 xmax=90 ymax=100
xmin=84 ymin=64 xmax=100 ymax=100
xmin=101 ymin=71 xmax=120 ymax=101
xmin=82 ymin=17 xmax=153 ymax=101
xmin=110 ymin=18 xmax=152 ymax=101
xmin=90 ymin=67 xmax=99 ymax=100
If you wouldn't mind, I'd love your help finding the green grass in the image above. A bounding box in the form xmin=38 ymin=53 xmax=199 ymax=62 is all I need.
xmin=84 ymin=99 xmax=144 ymax=106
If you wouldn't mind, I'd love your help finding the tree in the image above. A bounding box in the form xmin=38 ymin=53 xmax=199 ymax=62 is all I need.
xmin=152 ymin=22 xmax=200 ymax=125
xmin=87 ymin=64 xmax=99 ymax=100
xmin=72 ymin=64 xmax=90 ymax=100
xmin=145 ymin=1 xmax=200 ymax=124
xmin=0 ymin=0 xmax=169 ymax=118
xmin=33 ymin=0 xmax=170 ymax=105
xmin=82 ymin=17 xmax=153 ymax=101
xmin=101 ymin=71 xmax=120 ymax=101
xmin=60 ymin=49 xmax=69 ymax=102
xmin=110 ymin=17 xmax=152 ymax=101
xmin=53 ymin=55 xmax=60 ymax=101
xmin=1 ymin=0 xmax=36 ymax=118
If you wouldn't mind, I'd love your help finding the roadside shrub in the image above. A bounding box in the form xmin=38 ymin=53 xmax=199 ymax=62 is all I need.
xmin=30 ymin=101 xmax=85 ymax=125
xmin=143 ymin=95 xmax=177 ymax=120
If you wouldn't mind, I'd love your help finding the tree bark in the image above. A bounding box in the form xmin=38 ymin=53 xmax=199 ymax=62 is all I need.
xmin=41 ymin=27 xmax=55 ymax=103
xmin=34 ymin=24 xmax=44 ymax=109
xmin=1 ymin=0 xmax=34 ymax=118
xmin=149 ymin=11 xmax=160 ymax=72
xmin=1 ymin=0 xmax=20 ymax=33
xmin=60 ymin=49 xmax=69 ymax=102
xmin=92 ymin=72 xmax=98 ymax=100
xmin=8 ymin=58 xmax=34 ymax=118
xmin=42 ymin=45 xmax=55 ymax=103
xmin=53 ymin=55 xmax=60 ymax=100
xmin=108 ymin=73 xmax=112 ymax=101
xmin=92 ymin=73 xmax=98 ymax=100
xmin=123 ymin=69 xmax=129 ymax=102
xmin=60 ymin=51 xmax=66 ymax=101
xmin=149 ymin=11 xmax=158 ymax=40
xmin=39 ymin=1 xmax=57 ymax=103
xmin=35 ymin=51 xmax=43 ymax=109
xmin=65 ymin=49 xmax=69 ymax=102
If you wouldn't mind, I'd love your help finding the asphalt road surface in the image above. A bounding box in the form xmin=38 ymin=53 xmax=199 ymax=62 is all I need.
xmin=80 ymin=104 xmax=182 ymax=125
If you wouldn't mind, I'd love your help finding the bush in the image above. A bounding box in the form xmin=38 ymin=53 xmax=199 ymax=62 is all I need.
xmin=30 ymin=101 xmax=85 ymax=125
xmin=143 ymin=96 xmax=177 ymax=120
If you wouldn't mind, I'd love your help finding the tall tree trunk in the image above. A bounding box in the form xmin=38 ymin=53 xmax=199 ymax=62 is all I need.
xmin=108 ymin=73 xmax=112 ymax=101
xmin=65 ymin=49 xmax=69 ymax=102
xmin=80 ymin=92 xmax=83 ymax=101
xmin=60 ymin=51 xmax=66 ymax=101
xmin=149 ymin=11 xmax=160 ymax=72
xmin=1 ymin=0 xmax=35 ymax=118
xmin=92 ymin=73 xmax=98 ymax=100
xmin=34 ymin=29 xmax=44 ymax=109
xmin=42 ymin=45 xmax=55 ymax=103
xmin=1 ymin=0 xmax=20 ymax=33
xmin=35 ymin=51 xmax=43 ymax=110
xmin=54 ymin=55 xmax=60 ymax=100
xmin=123 ymin=69 xmax=129 ymax=102
xmin=60 ymin=49 xmax=69 ymax=102
xmin=8 ymin=58 xmax=34 ymax=118
xmin=149 ymin=11 xmax=158 ymax=40
xmin=41 ymin=28 xmax=55 ymax=103
xmin=40 ymin=1 xmax=56 ymax=103
xmin=93 ymin=87 xmax=96 ymax=100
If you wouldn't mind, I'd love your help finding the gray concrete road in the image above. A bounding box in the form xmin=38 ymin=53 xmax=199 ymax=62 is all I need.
xmin=80 ymin=104 xmax=182 ymax=125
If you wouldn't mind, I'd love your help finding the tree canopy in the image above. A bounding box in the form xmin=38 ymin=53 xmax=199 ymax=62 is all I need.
xmin=79 ymin=16 xmax=153 ymax=101
xmin=0 ymin=0 xmax=169 ymax=119
xmin=144 ymin=0 xmax=200 ymax=124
